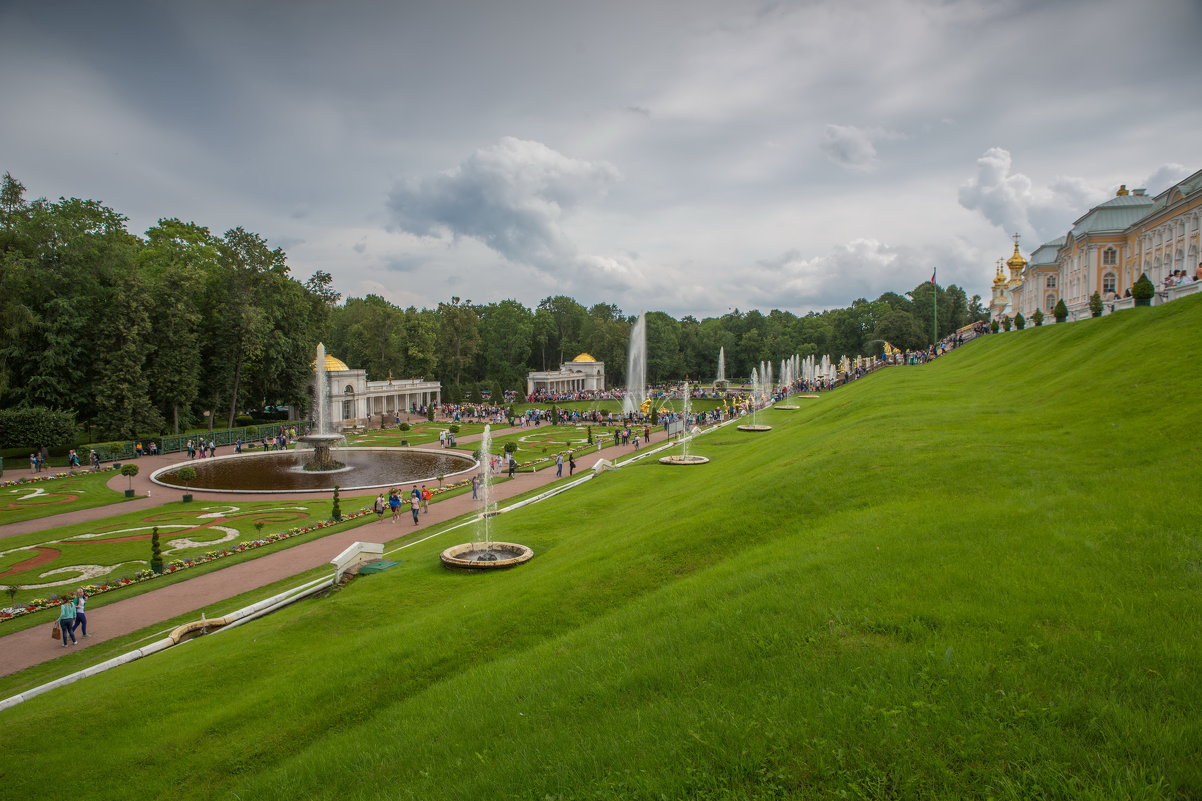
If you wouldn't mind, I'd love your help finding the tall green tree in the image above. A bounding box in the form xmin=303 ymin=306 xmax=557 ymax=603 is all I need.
xmin=536 ymin=295 xmax=588 ymax=366
xmin=437 ymin=296 xmax=481 ymax=387
xmin=479 ymin=300 xmax=533 ymax=386
xmin=141 ymin=219 xmax=217 ymax=433
xmin=93 ymin=270 xmax=163 ymax=438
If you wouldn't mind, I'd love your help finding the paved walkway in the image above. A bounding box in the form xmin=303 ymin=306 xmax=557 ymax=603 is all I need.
xmin=0 ymin=424 xmax=652 ymax=679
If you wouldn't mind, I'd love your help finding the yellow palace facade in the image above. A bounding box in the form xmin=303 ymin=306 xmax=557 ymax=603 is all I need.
xmin=991 ymin=168 xmax=1202 ymax=322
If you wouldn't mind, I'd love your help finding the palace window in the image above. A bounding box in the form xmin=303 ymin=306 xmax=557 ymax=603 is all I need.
xmin=1102 ymin=273 xmax=1117 ymax=294
xmin=1102 ymin=248 xmax=1117 ymax=266
xmin=1046 ymin=294 xmax=1056 ymax=311
xmin=1046 ymin=275 xmax=1057 ymax=288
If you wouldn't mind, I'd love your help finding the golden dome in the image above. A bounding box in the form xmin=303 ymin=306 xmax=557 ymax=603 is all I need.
xmin=992 ymin=259 xmax=1007 ymax=285
xmin=571 ymin=353 xmax=597 ymax=362
xmin=1006 ymin=241 xmax=1027 ymax=270
xmin=312 ymin=353 xmax=350 ymax=371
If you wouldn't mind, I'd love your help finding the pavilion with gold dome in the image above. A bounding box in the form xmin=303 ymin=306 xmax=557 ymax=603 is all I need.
xmin=526 ymin=353 xmax=605 ymax=396
xmin=315 ymin=348 xmax=441 ymax=429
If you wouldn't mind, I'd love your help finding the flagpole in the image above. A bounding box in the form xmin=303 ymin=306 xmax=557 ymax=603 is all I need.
xmin=932 ymin=268 xmax=938 ymax=345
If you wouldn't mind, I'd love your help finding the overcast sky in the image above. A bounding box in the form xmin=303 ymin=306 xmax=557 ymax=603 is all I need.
xmin=2 ymin=0 xmax=1198 ymax=317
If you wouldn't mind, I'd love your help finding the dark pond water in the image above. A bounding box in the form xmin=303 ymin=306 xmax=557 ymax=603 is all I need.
xmin=152 ymin=448 xmax=476 ymax=493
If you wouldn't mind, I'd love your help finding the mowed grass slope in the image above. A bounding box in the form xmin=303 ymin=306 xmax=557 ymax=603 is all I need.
xmin=2 ymin=299 xmax=1200 ymax=800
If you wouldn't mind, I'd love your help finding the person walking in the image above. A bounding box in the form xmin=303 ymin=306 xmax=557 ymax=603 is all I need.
xmin=420 ymin=485 xmax=431 ymax=514
xmin=388 ymin=489 xmax=401 ymax=523
xmin=471 ymin=474 xmax=479 ymax=500
xmin=556 ymin=453 xmax=564 ymax=477
xmin=569 ymin=454 xmax=576 ymax=476
xmin=373 ymin=493 xmax=386 ymax=522
xmin=72 ymin=588 xmax=89 ymax=638
xmin=507 ymin=454 xmax=516 ymax=478
xmin=409 ymin=491 xmax=421 ymax=526
xmin=56 ymin=597 xmax=78 ymax=647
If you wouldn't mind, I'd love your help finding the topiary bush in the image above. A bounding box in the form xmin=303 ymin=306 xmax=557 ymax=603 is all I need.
xmin=1089 ymin=291 xmax=1103 ymax=317
xmin=150 ymin=527 xmax=163 ymax=573
xmin=1031 ymin=308 xmax=1044 ymax=327
xmin=398 ymin=422 xmax=411 ymax=432
xmin=1132 ymin=273 xmax=1155 ymax=305
xmin=1015 ymin=313 xmax=1026 ymax=330
xmin=1054 ymin=298 xmax=1069 ymax=322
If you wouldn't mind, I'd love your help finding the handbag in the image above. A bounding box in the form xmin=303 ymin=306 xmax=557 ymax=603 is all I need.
xmin=52 ymin=624 xmax=61 ymax=640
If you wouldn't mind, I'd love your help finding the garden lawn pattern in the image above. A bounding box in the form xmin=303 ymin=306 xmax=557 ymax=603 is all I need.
xmin=0 ymin=470 xmax=127 ymax=525
xmin=0 ymin=501 xmax=341 ymax=603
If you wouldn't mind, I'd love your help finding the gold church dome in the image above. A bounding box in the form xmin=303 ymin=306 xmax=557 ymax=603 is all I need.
xmin=1006 ymin=242 xmax=1027 ymax=270
xmin=571 ymin=353 xmax=597 ymax=362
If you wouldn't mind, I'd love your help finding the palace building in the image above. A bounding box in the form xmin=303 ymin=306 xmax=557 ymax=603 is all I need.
xmin=316 ymin=351 xmax=441 ymax=430
xmin=526 ymin=354 xmax=605 ymax=396
xmin=991 ymin=169 xmax=1202 ymax=322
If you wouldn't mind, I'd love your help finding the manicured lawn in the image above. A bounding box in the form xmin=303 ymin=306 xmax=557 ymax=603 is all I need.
xmin=0 ymin=497 xmax=373 ymax=611
xmin=1 ymin=298 xmax=1199 ymax=800
xmin=0 ymin=469 xmax=130 ymax=525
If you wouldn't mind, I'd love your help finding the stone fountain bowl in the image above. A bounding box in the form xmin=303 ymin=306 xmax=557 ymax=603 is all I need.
xmin=659 ymin=454 xmax=710 ymax=465
xmin=737 ymin=424 xmax=773 ymax=432
xmin=440 ymin=541 xmax=534 ymax=571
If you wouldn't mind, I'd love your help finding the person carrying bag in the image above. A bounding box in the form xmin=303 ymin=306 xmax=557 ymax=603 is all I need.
xmin=56 ymin=598 xmax=78 ymax=647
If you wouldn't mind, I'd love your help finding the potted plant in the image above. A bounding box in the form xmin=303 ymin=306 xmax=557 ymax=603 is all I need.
xmin=120 ymin=463 xmax=140 ymax=497
xmin=176 ymin=466 xmax=197 ymax=502
xmin=990 ymin=319 xmax=999 ymax=334
xmin=1015 ymin=312 xmax=1026 ymax=330
xmin=1031 ymin=308 xmax=1044 ymax=327
xmin=150 ymin=526 xmax=164 ymax=573
xmin=1089 ymin=291 xmax=1104 ymax=317
xmin=1001 ymin=315 xmax=1012 ymax=332
xmin=1053 ymin=298 xmax=1069 ymax=323
xmin=1132 ymin=273 xmax=1155 ymax=307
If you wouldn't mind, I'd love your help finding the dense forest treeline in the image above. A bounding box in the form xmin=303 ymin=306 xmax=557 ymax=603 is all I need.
xmin=0 ymin=174 xmax=986 ymax=440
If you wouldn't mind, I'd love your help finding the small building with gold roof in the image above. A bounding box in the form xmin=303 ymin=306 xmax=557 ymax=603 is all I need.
xmin=315 ymin=347 xmax=441 ymax=429
xmin=526 ymin=353 xmax=605 ymax=396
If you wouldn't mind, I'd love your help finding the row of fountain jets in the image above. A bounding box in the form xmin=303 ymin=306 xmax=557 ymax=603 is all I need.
xmin=622 ymin=311 xmax=846 ymax=414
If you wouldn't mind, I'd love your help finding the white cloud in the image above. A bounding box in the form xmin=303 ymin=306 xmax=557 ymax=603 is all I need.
xmin=745 ymin=237 xmax=983 ymax=312
xmin=386 ymin=137 xmax=620 ymax=273
xmin=1142 ymin=163 xmax=1192 ymax=195
xmin=957 ymin=147 xmax=1110 ymax=245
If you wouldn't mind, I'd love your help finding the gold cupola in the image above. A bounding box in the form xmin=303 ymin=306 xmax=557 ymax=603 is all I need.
xmin=1006 ymin=235 xmax=1027 ymax=281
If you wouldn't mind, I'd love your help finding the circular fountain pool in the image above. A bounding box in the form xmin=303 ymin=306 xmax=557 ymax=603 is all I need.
xmin=151 ymin=448 xmax=476 ymax=493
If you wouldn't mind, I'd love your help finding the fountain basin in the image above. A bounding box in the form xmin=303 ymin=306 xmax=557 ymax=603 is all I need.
xmin=659 ymin=454 xmax=710 ymax=465
xmin=151 ymin=447 xmax=476 ymax=493
xmin=440 ymin=542 xmax=533 ymax=571
xmin=737 ymin=424 xmax=773 ymax=432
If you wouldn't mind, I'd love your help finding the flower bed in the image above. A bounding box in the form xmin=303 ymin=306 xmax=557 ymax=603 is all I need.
xmin=0 ymin=508 xmax=374 ymax=622
xmin=0 ymin=466 xmax=118 ymax=489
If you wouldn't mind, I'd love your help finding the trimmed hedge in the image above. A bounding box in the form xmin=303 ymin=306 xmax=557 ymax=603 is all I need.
xmin=0 ymin=407 xmax=77 ymax=450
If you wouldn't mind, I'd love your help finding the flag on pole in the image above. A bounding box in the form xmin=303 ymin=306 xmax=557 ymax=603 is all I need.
xmin=931 ymin=267 xmax=937 ymax=285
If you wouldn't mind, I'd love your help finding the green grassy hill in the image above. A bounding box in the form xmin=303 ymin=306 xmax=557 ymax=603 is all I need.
xmin=3 ymin=299 xmax=1200 ymax=800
